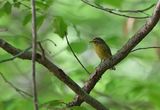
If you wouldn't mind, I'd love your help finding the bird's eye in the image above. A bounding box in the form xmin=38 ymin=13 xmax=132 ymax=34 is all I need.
xmin=95 ymin=41 xmax=98 ymax=43
xmin=96 ymin=41 xmax=100 ymax=43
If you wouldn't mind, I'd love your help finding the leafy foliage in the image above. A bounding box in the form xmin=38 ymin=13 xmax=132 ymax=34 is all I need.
xmin=0 ymin=0 xmax=160 ymax=110
xmin=67 ymin=40 xmax=87 ymax=53
xmin=3 ymin=1 xmax=12 ymax=14
xmin=40 ymin=100 xmax=66 ymax=109
xmin=53 ymin=16 xmax=67 ymax=38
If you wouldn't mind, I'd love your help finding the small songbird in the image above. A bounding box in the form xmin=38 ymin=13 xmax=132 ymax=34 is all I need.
xmin=90 ymin=37 xmax=116 ymax=70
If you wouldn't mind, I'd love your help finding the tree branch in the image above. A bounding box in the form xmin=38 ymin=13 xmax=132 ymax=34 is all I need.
xmin=68 ymin=0 xmax=160 ymax=106
xmin=0 ymin=72 xmax=33 ymax=98
xmin=31 ymin=0 xmax=39 ymax=109
xmin=131 ymin=46 xmax=160 ymax=52
xmin=0 ymin=39 xmax=56 ymax=64
xmin=0 ymin=46 xmax=31 ymax=63
xmin=117 ymin=4 xmax=155 ymax=13
xmin=65 ymin=33 xmax=90 ymax=75
xmin=0 ymin=39 xmax=108 ymax=110
xmin=81 ymin=0 xmax=153 ymax=19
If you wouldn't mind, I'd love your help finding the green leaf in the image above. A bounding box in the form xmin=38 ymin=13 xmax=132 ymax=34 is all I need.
xmin=67 ymin=40 xmax=87 ymax=54
xmin=23 ymin=14 xmax=45 ymax=28
xmin=36 ymin=15 xmax=45 ymax=29
xmin=36 ymin=1 xmax=48 ymax=9
xmin=46 ymin=0 xmax=55 ymax=6
xmin=70 ymin=106 xmax=87 ymax=110
xmin=53 ymin=17 xmax=67 ymax=38
xmin=13 ymin=0 xmax=17 ymax=2
xmin=23 ymin=14 xmax=31 ymax=25
xmin=3 ymin=2 xmax=12 ymax=14
xmin=40 ymin=100 xmax=65 ymax=109
xmin=13 ymin=0 xmax=20 ymax=8
xmin=13 ymin=2 xmax=21 ymax=8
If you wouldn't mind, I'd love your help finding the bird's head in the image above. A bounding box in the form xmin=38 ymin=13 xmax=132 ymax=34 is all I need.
xmin=90 ymin=37 xmax=105 ymax=44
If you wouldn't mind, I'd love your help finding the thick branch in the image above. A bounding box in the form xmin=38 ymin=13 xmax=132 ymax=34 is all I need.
xmin=0 ymin=39 xmax=108 ymax=110
xmin=68 ymin=0 xmax=160 ymax=106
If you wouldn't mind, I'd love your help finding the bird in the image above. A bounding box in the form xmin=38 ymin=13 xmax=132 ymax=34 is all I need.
xmin=90 ymin=37 xmax=116 ymax=70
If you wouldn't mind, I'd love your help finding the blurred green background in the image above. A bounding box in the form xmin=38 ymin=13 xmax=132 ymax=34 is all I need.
xmin=0 ymin=0 xmax=160 ymax=110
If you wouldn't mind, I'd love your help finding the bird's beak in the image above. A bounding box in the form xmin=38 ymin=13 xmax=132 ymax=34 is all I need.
xmin=89 ymin=40 xmax=94 ymax=43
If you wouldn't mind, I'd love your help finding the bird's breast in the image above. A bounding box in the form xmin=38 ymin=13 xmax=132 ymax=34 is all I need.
xmin=93 ymin=44 xmax=111 ymax=60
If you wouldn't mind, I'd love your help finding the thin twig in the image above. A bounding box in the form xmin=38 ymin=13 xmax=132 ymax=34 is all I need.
xmin=131 ymin=46 xmax=160 ymax=52
xmin=113 ymin=4 xmax=155 ymax=17
xmin=65 ymin=33 xmax=90 ymax=75
xmin=38 ymin=42 xmax=45 ymax=60
xmin=0 ymin=72 xmax=33 ymax=97
xmin=31 ymin=0 xmax=39 ymax=109
xmin=0 ymin=39 xmax=56 ymax=64
xmin=12 ymin=1 xmax=43 ymax=14
xmin=117 ymin=4 xmax=155 ymax=13
xmin=39 ymin=39 xmax=57 ymax=55
xmin=0 ymin=46 xmax=32 ymax=64
xmin=40 ymin=39 xmax=57 ymax=46
xmin=81 ymin=0 xmax=152 ymax=19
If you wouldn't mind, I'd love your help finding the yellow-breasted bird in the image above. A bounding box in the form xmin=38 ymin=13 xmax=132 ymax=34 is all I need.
xmin=90 ymin=37 xmax=116 ymax=70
